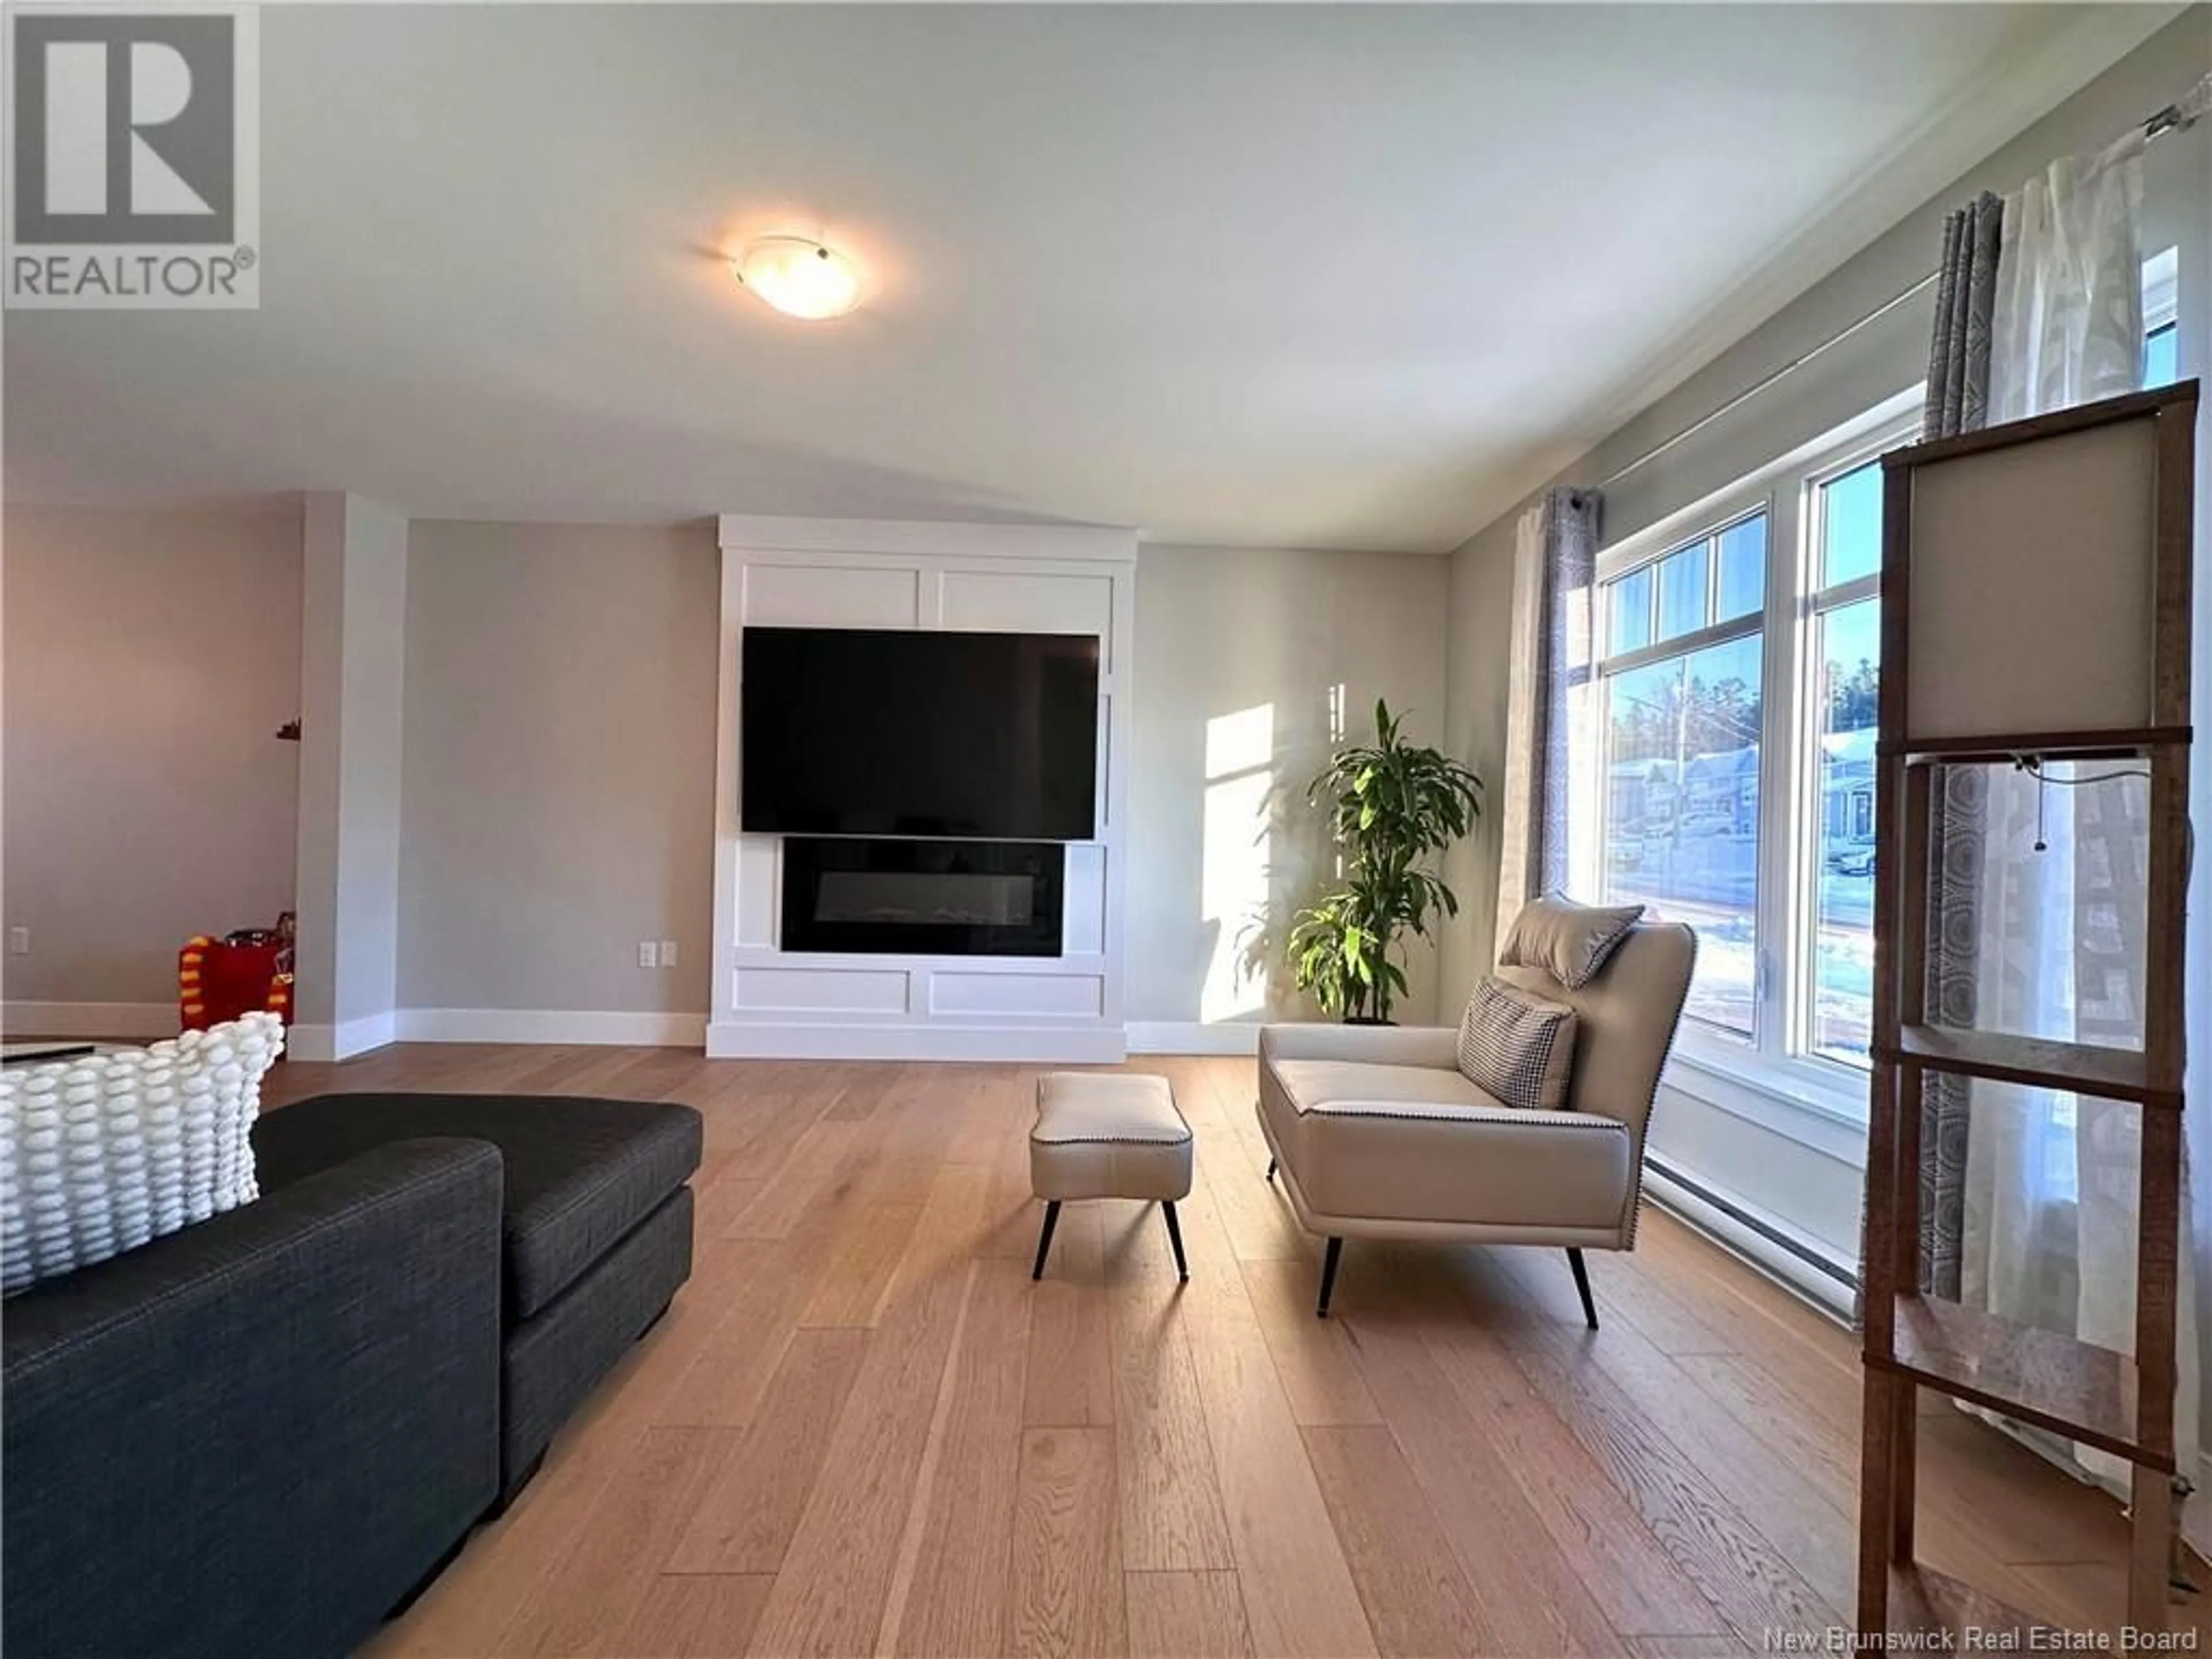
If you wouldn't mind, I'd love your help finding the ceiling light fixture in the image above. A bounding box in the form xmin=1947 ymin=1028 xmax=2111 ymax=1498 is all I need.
xmin=734 ymin=236 xmax=861 ymax=320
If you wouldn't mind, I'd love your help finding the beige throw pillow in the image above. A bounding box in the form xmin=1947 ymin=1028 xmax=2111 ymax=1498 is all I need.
xmin=1501 ymin=895 xmax=1645 ymax=990
xmin=1456 ymin=977 xmax=1579 ymax=1112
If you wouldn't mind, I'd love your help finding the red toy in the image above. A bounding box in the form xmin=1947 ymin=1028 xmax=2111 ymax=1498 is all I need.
xmin=179 ymin=912 xmax=295 ymax=1033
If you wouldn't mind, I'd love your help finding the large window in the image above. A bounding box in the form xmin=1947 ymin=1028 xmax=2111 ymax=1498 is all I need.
xmin=1584 ymin=255 xmax=2184 ymax=1119
xmin=1588 ymin=398 xmax=1916 ymax=1103
xmin=2146 ymin=320 xmax=2180 ymax=387
xmin=2145 ymin=245 xmax=2179 ymax=388
xmin=1596 ymin=516 xmax=1766 ymax=1035
xmin=1805 ymin=462 xmax=1881 ymax=1065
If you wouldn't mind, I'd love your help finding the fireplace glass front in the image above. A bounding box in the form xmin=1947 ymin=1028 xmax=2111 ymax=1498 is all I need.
xmin=779 ymin=838 xmax=1065 ymax=957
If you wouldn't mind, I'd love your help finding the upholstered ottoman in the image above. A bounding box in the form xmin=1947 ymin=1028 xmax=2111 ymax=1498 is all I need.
xmin=1030 ymin=1073 xmax=1193 ymax=1281
xmin=253 ymin=1092 xmax=702 ymax=1503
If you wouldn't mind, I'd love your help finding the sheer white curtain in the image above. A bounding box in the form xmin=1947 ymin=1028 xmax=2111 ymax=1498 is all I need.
xmin=1959 ymin=767 xmax=2194 ymax=1501
xmin=1988 ymin=130 xmax=2146 ymax=421
xmin=1494 ymin=489 xmax=1600 ymax=957
xmin=1963 ymin=130 xmax=2201 ymax=1532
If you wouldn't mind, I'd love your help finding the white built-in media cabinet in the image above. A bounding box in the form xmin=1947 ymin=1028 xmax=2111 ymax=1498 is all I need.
xmin=706 ymin=515 xmax=1137 ymax=1062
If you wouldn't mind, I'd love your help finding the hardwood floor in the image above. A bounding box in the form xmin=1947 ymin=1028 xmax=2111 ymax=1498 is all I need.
xmin=252 ymin=1046 xmax=2205 ymax=1657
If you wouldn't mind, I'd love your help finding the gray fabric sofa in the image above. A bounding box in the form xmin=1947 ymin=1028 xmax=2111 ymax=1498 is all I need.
xmin=3 ymin=1139 xmax=505 ymax=1659
xmin=2 ymin=1091 xmax=702 ymax=1659
xmin=254 ymin=1092 xmax=703 ymax=1502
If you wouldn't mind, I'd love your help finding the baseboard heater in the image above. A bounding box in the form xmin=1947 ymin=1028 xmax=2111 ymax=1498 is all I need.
xmin=1641 ymin=1154 xmax=1857 ymax=1323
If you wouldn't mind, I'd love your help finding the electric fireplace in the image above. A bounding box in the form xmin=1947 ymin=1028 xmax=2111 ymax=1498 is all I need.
xmin=779 ymin=838 xmax=1064 ymax=957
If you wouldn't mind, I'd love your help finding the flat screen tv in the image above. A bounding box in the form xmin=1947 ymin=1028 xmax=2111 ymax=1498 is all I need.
xmin=741 ymin=627 xmax=1100 ymax=840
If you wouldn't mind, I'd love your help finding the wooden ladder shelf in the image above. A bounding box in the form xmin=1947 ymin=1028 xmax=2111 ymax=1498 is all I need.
xmin=1859 ymin=381 xmax=2200 ymax=1639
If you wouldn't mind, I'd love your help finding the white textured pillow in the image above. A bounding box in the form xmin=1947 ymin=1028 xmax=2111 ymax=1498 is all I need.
xmin=0 ymin=1012 xmax=283 ymax=1294
xmin=1457 ymin=977 xmax=1579 ymax=1112
xmin=1502 ymin=895 xmax=1645 ymax=990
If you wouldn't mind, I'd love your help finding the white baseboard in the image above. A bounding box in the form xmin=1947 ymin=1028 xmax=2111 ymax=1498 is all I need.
xmin=287 ymin=1012 xmax=399 ymax=1063
xmin=1126 ymin=1021 xmax=1261 ymax=1056
xmin=706 ymin=1020 xmax=1125 ymax=1063
xmin=1 ymin=1001 xmax=177 ymax=1040
xmin=398 ymin=1009 xmax=709 ymax=1047
xmin=346 ymin=1012 xmax=399 ymax=1055
xmin=1641 ymin=1159 xmax=1857 ymax=1321
xmin=287 ymin=1025 xmax=336 ymax=1063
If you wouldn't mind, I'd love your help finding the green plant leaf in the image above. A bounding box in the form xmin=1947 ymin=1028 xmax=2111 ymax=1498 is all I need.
xmin=1288 ymin=698 xmax=1482 ymax=1018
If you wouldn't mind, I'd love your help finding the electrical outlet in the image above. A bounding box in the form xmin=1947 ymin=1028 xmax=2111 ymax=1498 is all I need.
xmin=7 ymin=926 xmax=28 ymax=955
xmin=637 ymin=940 xmax=658 ymax=969
xmin=658 ymin=940 xmax=679 ymax=969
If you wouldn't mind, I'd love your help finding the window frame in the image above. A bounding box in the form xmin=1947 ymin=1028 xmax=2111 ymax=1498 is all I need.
xmin=1586 ymin=389 xmax=1921 ymax=1120
xmin=1583 ymin=248 xmax=2180 ymax=1132
xmin=1600 ymin=513 xmax=1768 ymax=679
xmin=1786 ymin=433 xmax=1906 ymax=1084
xmin=1591 ymin=510 xmax=1770 ymax=1044
xmin=2145 ymin=244 xmax=2179 ymax=334
xmin=2144 ymin=244 xmax=2180 ymax=387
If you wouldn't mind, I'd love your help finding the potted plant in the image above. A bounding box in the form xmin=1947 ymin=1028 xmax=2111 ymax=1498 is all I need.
xmin=1286 ymin=699 xmax=1481 ymax=1024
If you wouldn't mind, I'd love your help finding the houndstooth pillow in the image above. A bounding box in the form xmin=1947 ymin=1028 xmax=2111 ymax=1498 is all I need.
xmin=1456 ymin=977 xmax=1579 ymax=1112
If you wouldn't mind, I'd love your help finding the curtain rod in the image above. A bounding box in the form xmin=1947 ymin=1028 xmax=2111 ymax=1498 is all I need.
xmin=1597 ymin=72 xmax=2210 ymax=493
xmin=2145 ymin=71 xmax=2212 ymax=142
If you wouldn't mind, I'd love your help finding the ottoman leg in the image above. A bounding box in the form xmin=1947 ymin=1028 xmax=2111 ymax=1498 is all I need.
xmin=1162 ymin=1200 xmax=1189 ymax=1281
xmin=1316 ymin=1236 xmax=1344 ymax=1317
xmin=1032 ymin=1200 xmax=1063 ymax=1281
xmin=1266 ymin=1157 xmax=1277 ymax=1182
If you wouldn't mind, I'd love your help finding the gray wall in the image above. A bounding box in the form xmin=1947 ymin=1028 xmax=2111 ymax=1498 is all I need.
xmin=1 ymin=502 xmax=304 ymax=1009
xmin=1439 ymin=524 xmax=1516 ymax=999
xmin=400 ymin=529 xmax=1451 ymax=1032
xmin=1128 ymin=543 xmax=1453 ymax=1029
xmin=397 ymin=520 xmax=719 ymax=1015
xmin=1438 ymin=12 xmax=2212 ymax=1002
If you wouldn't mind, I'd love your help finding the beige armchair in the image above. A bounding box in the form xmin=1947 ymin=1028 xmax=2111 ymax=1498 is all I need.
xmin=1255 ymin=914 xmax=1696 ymax=1320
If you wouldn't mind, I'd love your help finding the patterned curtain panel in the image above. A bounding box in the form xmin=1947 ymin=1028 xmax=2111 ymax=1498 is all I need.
xmin=1923 ymin=141 xmax=2152 ymax=1301
xmin=1923 ymin=191 xmax=2003 ymax=440
xmin=1914 ymin=190 xmax=2004 ymax=1294
xmin=1918 ymin=771 xmax=1983 ymax=1298
xmin=1494 ymin=486 xmax=1601 ymax=957
xmin=1494 ymin=503 xmax=1547 ymax=952
xmin=1895 ymin=141 xmax=2193 ymax=1525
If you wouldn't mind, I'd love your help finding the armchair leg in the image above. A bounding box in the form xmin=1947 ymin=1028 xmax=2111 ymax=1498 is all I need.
xmin=1266 ymin=1157 xmax=1277 ymax=1182
xmin=1162 ymin=1200 xmax=1189 ymax=1281
xmin=1566 ymin=1248 xmax=1598 ymax=1330
xmin=1316 ymin=1236 xmax=1344 ymax=1317
xmin=1032 ymin=1200 xmax=1062 ymax=1281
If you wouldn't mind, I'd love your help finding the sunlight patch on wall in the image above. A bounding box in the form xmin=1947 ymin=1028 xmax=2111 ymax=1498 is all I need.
xmin=1201 ymin=703 xmax=1275 ymax=1024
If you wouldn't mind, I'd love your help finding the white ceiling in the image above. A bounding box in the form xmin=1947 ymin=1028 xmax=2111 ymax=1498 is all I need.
xmin=2 ymin=4 xmax=2177 ymax=552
